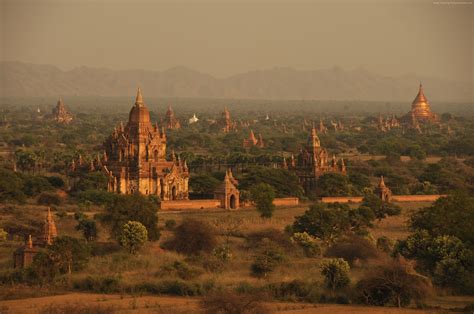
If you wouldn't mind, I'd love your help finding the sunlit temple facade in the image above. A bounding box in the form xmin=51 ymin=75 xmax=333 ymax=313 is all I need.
xmin=51 ymin=97 xmax=73 ymax=124
xmin=403 ymin=83 xmax=439 ymax=124
xmin=102 ymin=88 xmax=189 ymax=199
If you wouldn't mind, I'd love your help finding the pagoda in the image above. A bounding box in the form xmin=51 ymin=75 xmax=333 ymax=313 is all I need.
xmin=164 ymin=105 xmax=181 ymax=129
xmin=102 ymin=88 xmax=189 ymax=199
xmin=51 ymin=97 xmax=73 ymax=124
xmin=403 ymin=83 xmax=439 ymax=124
xmin=287 ymin=125 xmax=346 ymax=192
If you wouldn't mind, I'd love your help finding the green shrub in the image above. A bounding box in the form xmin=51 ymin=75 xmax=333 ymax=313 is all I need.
xmin=73 ymin=276 xmax=121 ymax=293
xmin=320 ymin=258 xmax=351 ymax=290
xmin=376 ymin=236 xmax=393 ymax=253
xmin=291 ymin=232 xmax=321 ymax=257
xmin=251 ymin=246 xmax=286 ymax=278
xmin=164 ymin=219 xmax=217 ymax=255
xmin=325 ymin=236 xmax=378 ymax=266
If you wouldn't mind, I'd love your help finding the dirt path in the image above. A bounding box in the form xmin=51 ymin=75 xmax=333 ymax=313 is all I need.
xmin=0 ymin=293 xmax=432 ymax=314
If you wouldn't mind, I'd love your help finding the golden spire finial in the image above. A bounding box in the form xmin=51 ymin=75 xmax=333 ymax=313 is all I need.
xmin=135 ymin=87 xmax=144 ymax=106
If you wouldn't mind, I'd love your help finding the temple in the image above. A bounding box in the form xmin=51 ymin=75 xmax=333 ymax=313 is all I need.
xmin=164 ymin=105 xmax=181 ymax=129
xmin=375 ymin=176 xmax=392 ymax=202
xmin=287 ymin=125 xmax=346 ymax=192
xmin=243 ymin=130 xmax=264 ymax=148
xmin=214 ymin=168 xmax=240 ymax=209
xmin=218 ymin=107 xmax=237 ymax=132
xmin=13 ymin=209 xmax=58 ymax=268
xmin=102 ymin=88 xmax=189 ymax=199
xmin=51 ymin=97 xmax=73 ymax=124
xmin=403 ymin=83 xmax=439 ymax=124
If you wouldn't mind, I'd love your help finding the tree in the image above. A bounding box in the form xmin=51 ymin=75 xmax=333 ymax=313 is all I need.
xmin=317 ymin=173 xmax=351 ymax=196
xmin=118 ymin=221 xmax=148 ymax=254
xmin=290 ymin=232 xmax=321 ymax=257
xmin=48 ymin=236 xmax=90 ymax=275
xmin=238 ymin=166 xmax=304 ymax=198
xmin=251 ymin=245 xmax=286 ymax=278
xmin=293 ymin=202 xmax=374 ymax=244
xmin=320 ymin=258 xmax=351 ymax=290
xmin=189 ymin=174 xmax=220 ymax=196
xmin=325 ymin=236 xmax=378 ymax=266
xmin=166 ymin=218 xmax=217 ymax=255
xmin=393 ymin=230 xmax=473 ymax=289
xmin=409 ymin=192 xmax=474 ymax=244
xmin=101 ymin=194 xmax=160 ymax=240
xmin=355 ymin=261 xmax=431 ymax=308
xmin=250 ymin=183 xmax=276 ymax=218
xmin=76 ymin=218 xmax=98 ymax=242
xmin=0 ymin=168 xmax=25 ymax=203
xmin=360 ymin=193 xmax=401 ymax=221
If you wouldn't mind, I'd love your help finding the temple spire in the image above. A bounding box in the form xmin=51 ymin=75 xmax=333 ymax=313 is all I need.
xmin=135 ymin=87 xmax=144 ymax=106
xmin=27 ymin=234 xmax=33 ymax=249
xmin=379 ymin=176 xmax=386 ymax=188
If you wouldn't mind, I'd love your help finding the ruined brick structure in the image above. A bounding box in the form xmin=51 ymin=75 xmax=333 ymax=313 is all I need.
xmin=214 ymin=168 xmax=240 ymax=209
xmin=102 ymin=88 xmax=189 ymax=199
xmin=51 ymin=97 xmax=73 ymax=124
xmin=164 ymin=105 xmax=181 ymax=129
xmin=287 ymin=125 xmax=346 ymax=192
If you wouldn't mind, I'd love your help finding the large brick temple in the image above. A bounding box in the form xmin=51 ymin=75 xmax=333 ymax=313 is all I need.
xmin=102 ymin=88 xmax=189 ymax=199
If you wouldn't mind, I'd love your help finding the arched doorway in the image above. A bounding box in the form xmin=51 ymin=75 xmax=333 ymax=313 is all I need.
xmin=172 ymin=186 xmax=177 ymax=200
xmin=229 ymin=194 xmax=236 ymax=209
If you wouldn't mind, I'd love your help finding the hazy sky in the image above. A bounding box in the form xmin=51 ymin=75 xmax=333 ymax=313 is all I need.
xmin=1 ymin=0 xmax=472 ymax=82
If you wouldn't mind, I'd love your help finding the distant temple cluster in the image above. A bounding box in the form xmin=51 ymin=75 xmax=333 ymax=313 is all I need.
xmin=51 ymin=97 xmax=73 ymax=124
xmin=377 ymin=114 xmax=400 ymax=132
xmin=13 ymin=208 xmax=57 ymax=268
xmin=101 ymin=88 xmax=189 ymax=199
xmin=284 ymin=125 xmax=346 ymax=192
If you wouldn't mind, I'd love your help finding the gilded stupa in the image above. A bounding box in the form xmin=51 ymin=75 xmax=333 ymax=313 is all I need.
xmin=403 ymin=83 xmax=438 ymax=123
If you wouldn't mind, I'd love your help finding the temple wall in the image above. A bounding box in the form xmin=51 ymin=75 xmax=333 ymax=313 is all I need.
xmin=321 ymin=197 xmax=364 ymax=203
xmin=160 ymin=199 xmax=221 ymax=211
xmin=273 ymin=197 xmax=299 ymax=206
xmin=391 ymin=195 xmax=446 ymax=202
xmin=321 ymin=195 xmax=445 ymax=203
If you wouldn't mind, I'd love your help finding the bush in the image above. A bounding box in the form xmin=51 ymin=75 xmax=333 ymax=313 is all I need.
xmin=251 ymin=245 xmax=286 ymax=278
xmin=73 ymin=276 xmax=121 ymax=293
xmin=325 ymin=236 xmax=378 ymax=266
xmin=158 ymin=261 xmax=202 ymax=280
xmin=165 ymin=218 xmax=217 ymax=255
xmin=376 ymin=236 xmax=393 ymax=253
xmin=101 ymin=194 xmax=160 ymax=241
xmin=250 ymin=183 xmax=276 ymax=218
xmin=37 ymin=192 xmax=62 ymax=206
xmin=201 ymin=291 xmax=269 ymax=314
xmin=46 ymin=176 xmax=65 ymax=188
xmin=320 ymin=258 xmax=351 ymax=290
xmin=164 ymin=219 xmax=177 ymax=230
xmin=118 ymin=221 xmax=148 ymax=254
xmin=76 ymin=190 xmax=117 ymax=206
xmin=355 ymin=261 xmax=431 ymax=308
xmin=246 ymin=228 xmax=294 ymax=251
xmin=267 ymin=280 xmax=321 ymax=303
xmin=291 ymin=232 xmax=321 ymax=257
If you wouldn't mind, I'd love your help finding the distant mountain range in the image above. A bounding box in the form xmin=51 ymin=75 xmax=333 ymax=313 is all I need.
xmin=0 ymin=61 xmax=471 ymax=102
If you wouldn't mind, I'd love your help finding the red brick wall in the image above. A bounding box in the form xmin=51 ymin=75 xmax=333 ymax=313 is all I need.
xmin=321 ymin=197 xmax=364 ymax=203
xmin=391 ymin=195 xmax=446 ymax=202
xmin=273 ymin=197 xmax=299 ymax=206
xmin=160 ymin=199 xmax=221 ymax=211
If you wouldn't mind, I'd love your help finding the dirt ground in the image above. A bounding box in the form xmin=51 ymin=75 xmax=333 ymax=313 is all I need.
xmin=0 ymin=293 xmax=435 ymax=314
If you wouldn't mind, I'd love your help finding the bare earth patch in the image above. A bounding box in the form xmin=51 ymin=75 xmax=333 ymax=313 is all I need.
xmin=0 ymin=293 xmax=433 ymax=314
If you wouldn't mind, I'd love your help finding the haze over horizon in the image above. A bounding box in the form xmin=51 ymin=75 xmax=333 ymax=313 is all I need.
xmin=1 ymin=0 xmax=472 ymax=83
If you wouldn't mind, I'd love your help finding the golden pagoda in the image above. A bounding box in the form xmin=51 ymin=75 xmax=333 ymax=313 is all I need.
xmin=404 ymin=83 xmax=439 ymax=123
